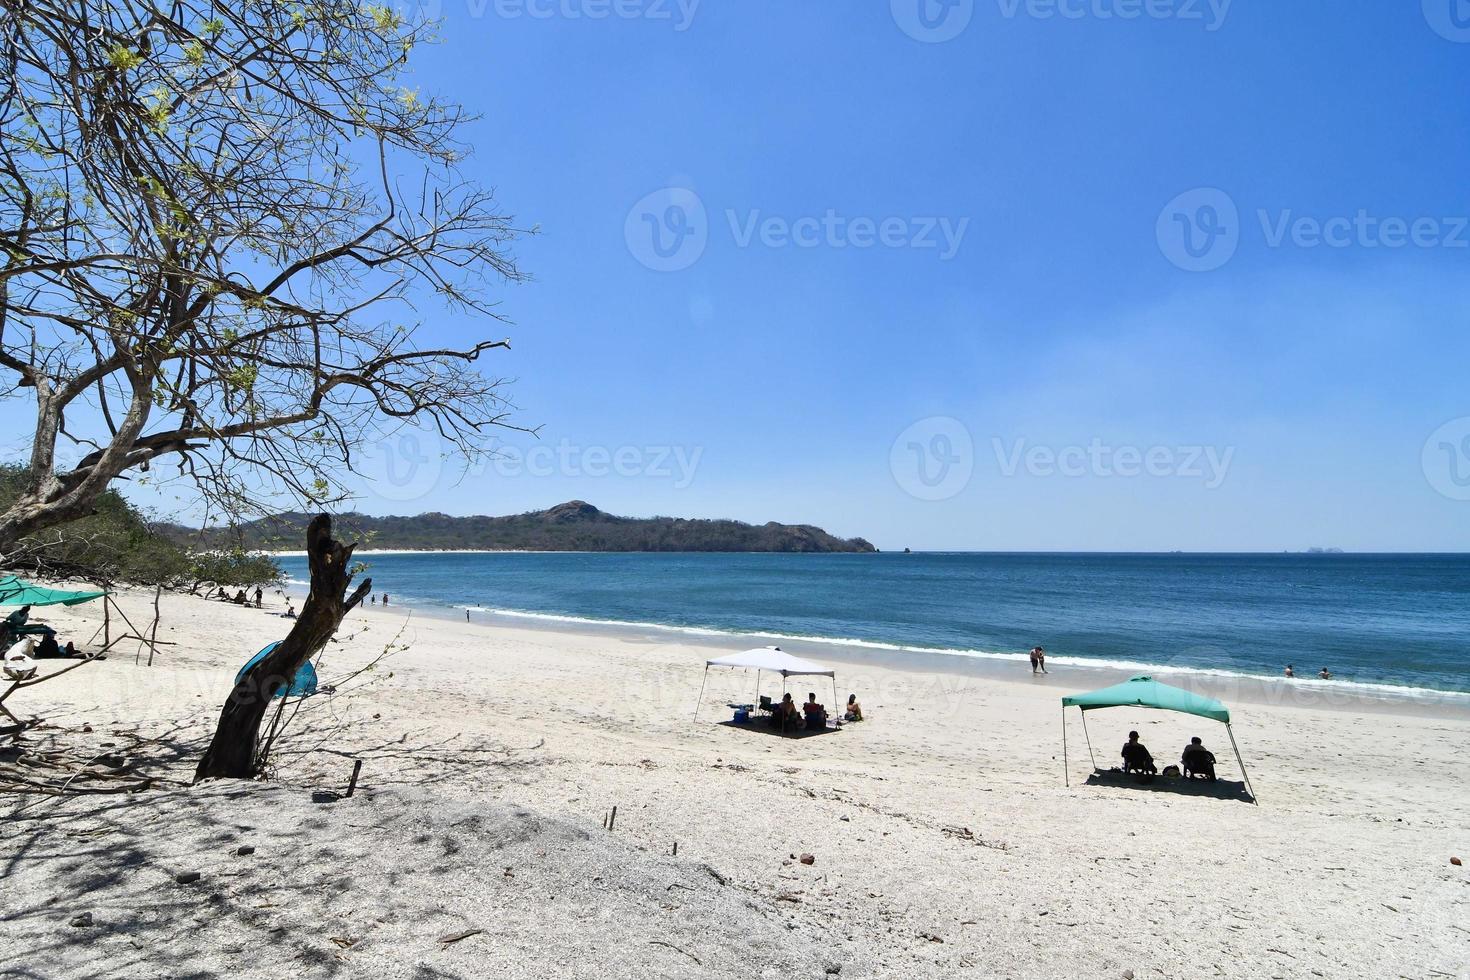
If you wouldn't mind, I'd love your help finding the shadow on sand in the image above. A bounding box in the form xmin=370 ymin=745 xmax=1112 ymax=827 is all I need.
xmin=716 ymin=719 xmax=843 ymax=740
xmin=1083 ymin=768 xmax=1256 ymax=804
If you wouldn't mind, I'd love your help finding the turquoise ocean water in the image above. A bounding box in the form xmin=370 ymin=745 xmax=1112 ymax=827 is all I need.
xmin=278 ymin=552 xmax=1470 ymax=701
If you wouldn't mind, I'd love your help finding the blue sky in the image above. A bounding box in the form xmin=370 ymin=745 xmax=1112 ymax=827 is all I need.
xmin=12 ymin=1 xmax=1470 ymax=551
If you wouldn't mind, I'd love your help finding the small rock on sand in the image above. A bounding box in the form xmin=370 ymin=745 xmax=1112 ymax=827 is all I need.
xmin=236 ymin=845 xmax=256 ymax=856
xmin=175 ymin=871 xmax=202 ymax=885
xmin=69 ymin=913 xmax=93 ymax=928
xmin=799 ymin=854 xmax=815 ymax=866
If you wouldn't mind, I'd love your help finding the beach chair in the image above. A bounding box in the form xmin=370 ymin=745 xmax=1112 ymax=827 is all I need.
xmin=1182 ymin=750 xmax=1217 ymax=781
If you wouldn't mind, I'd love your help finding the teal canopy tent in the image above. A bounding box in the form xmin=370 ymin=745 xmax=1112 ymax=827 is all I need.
xmin=1060 ymin=675 xmax=1257 ymax=802
xmin=0 ymin=575 xmax=107 ymax=607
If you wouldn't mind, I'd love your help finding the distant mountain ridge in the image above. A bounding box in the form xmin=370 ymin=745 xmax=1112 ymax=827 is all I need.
xmin=163 ymin=501 xmax=877 ymax=554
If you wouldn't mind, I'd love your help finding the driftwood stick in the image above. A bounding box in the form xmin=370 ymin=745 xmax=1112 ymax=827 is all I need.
xmin=147 ymin=585 xmax=162 ymax=666
xmin=346 ymin=759 xmax=363 ymax=797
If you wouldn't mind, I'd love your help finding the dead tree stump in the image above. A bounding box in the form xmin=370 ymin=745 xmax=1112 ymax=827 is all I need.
xmin=194 ymin=515 xmax=370 ymax=781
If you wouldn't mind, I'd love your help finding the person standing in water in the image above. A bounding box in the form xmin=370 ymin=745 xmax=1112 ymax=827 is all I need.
xmin=1029 ymin=647 xmax=1040 ymax=673
xmin=1319 ymin=666 xmax=1331 ymax=680
xmin=1034 ymin=646 xmax=1048 ymax=674
xmin=1284 ymin=664 xmax=1295 ymax=678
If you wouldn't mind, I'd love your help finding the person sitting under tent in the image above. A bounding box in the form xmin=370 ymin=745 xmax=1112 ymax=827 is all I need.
xmin=768 ymin=692 xmax=799 ymax=731
xmin=802 ymin=692 xmax=827 ymax=730
xmin=1181 ymin=736 xmax=1217 ymax=781
xmin=1121 ymin=730 xmax=1156 ymax=774
xmin=1 ymin=605 xmax=55 ymax=650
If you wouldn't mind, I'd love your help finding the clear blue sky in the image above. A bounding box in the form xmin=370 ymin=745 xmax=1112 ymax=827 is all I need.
xmin=15 ymin=2 xmax=1470 ymax=551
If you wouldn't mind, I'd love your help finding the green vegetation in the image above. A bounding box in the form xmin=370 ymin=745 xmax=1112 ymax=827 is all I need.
xmin=0 ymin=466 xmax=280 ymax=589
xmin=164 ymin=501 xmax=877 ymax=554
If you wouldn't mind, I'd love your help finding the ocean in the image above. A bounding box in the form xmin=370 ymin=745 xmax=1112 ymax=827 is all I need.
xmin=278 ymin=551 xmax=1470 ymax=702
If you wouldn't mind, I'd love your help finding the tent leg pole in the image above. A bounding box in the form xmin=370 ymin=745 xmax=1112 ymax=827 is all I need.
xmin=694 ymin=666 xmax=708 ymax=721
xmin=1080 ymin=710 xmax=1098 ymax=771
xmin=832 ymin=676 xmax=838 ymax=721
xmin=1062 ymin=706 xmax=1068 ymax=787
xmin=1227 ymin=723 xmax=1258 ymax=805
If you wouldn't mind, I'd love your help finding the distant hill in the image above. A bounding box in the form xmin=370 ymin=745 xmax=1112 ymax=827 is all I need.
xmin=161 ymin=501 xmax=877 ymax=554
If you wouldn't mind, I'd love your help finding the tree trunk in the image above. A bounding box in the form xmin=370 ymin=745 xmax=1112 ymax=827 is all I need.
xmin=194 ymin=514 xmax=371 ymax=781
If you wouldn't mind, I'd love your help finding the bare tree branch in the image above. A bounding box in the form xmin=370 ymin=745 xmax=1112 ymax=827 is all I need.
xmin=0 ymin=0 xmax=532 ymax=550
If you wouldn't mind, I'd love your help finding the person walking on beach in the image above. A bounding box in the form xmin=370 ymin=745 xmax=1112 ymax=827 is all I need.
xmin=1035 ymin=646 xmax=1047 ymax=673
xmin=1029 ymin=647 xmax=1040 ymax=673
xmin=254 ymin=587 xmax=263 ymax=609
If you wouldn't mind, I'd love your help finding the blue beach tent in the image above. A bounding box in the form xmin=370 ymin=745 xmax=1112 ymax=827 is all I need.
xmin=234 ymin=641 xmax=318 ymax=699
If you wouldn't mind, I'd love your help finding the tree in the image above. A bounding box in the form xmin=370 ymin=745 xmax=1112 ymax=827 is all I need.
xmin=0 ymin=0 xmax=530 ymax=553
xmin=195 ymin=513 xmax=368 ymax=780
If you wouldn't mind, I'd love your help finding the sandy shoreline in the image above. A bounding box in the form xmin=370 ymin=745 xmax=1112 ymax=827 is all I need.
xmin=3 ymin=585 xmax=1468 ymax=978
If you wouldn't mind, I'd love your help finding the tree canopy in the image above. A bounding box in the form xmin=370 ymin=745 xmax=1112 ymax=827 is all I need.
xmin=0 ymin=0 xmax=530 ymax=551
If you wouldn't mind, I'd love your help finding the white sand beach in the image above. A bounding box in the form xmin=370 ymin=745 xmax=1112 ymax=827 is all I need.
xmin=4 ymin=587 xmax=1468 ymax=979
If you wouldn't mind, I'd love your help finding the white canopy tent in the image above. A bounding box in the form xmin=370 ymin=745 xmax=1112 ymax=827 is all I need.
xmin=694 ymin=646 xmax=837 ymax=720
